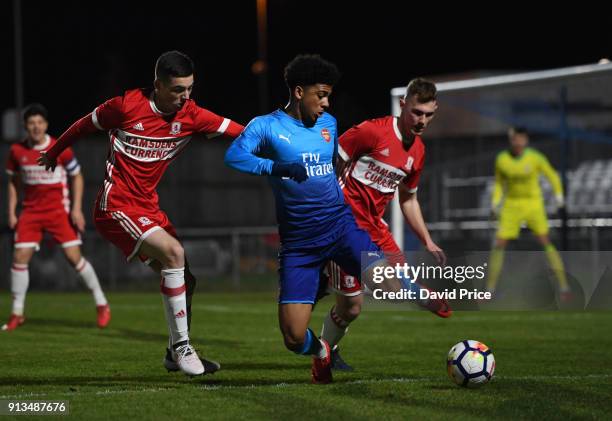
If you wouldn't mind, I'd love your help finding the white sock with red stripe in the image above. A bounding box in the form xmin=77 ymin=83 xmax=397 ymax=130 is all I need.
xmin=75 ymin=258 xmax=107 ymax=306
xmin=10 ymin=263 xmax=29 ymax=316
xmin=321 ymin=306 xmax=350 ymax=349
xmin=161 ymin=267 xmax=189 ymax=346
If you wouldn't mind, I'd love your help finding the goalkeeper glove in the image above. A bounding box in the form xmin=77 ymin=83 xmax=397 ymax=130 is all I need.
xmin=490 ymin=205 xmax=500 ymax=220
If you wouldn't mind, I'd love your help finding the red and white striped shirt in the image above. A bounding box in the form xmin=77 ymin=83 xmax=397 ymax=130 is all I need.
xmin=6 ymin=135 xmax=80 ymax=213
xmin=338 ymin=116 xmax=425 ymax=230
xmin=82 ymin=88 xmax=242 ymax=211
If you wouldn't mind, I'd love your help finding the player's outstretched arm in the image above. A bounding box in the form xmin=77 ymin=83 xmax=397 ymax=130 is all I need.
xmin=399 ymin=183 xmax=446 ymax=265
xmin=193 ymin=106 xmax=245 ymax=140
xmin=37 ymin=114 xmax=98 ymax=171
xmin=39 ymin=96 xmax=123 ymax=171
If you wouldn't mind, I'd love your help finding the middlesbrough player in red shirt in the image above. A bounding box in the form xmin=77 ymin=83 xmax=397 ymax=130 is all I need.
xmin=38 ymin=51 xmax=244 ymax=376
xmin=318 ymin=79 xmax=452 ymax=370
xmin=4 ymin=104 xmax=110 ymax=331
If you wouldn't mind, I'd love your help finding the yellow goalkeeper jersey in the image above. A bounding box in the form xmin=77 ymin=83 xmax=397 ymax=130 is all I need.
xmin=492 ymin=148 xmax=563 ymax=207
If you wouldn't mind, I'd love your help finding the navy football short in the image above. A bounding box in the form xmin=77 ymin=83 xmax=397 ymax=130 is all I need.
xmin=278 ymin=214 xmax=381 ymax=304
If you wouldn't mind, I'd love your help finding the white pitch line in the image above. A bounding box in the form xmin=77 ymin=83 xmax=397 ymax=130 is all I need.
xmin=389 ymin=313 xmax=599 ymax=323
xmin=105 ymin=304 xmax=274 ymax=315
xmin=1 ymin=374 xmax=611 ymax=399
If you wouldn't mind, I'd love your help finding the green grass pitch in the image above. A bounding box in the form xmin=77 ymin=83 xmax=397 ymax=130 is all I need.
xmin=1 ymin=292 xmax=611 ymax=420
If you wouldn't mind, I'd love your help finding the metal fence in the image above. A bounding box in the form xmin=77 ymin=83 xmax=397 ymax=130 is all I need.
xmin=3 ymin=220 xmax=612 ymax=291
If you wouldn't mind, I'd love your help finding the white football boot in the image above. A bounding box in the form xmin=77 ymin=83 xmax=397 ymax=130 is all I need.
xmin=173 ymin=343 xmax=205 ymax=376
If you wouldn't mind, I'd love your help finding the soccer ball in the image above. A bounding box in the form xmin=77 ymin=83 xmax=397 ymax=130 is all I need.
xmin=447 ymin=340 xmax=495 ymax=387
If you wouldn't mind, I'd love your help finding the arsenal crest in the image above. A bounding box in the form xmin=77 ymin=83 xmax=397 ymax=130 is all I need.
xmin=321 ymin=128 xmax=331 ymax=142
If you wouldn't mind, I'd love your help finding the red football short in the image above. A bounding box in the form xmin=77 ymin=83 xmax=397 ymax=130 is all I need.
xmin=14 ymin=208 xmax=81 ymax=250
xmin=94 ymin=206 xmax=178 ymax=263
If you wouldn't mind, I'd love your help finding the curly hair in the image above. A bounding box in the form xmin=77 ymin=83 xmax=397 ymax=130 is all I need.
xmin=284 ymin=54 xmax=341 ymax=91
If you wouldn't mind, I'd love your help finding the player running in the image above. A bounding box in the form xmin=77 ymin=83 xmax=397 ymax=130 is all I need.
xmin=224 ymin=54 xmax=383 ymax=384
xmin=487 ymin=127 xmax=571 ymax=300
xmin=4 ymin=103 xmax=110 ymax=331
xmin=318 ymin=78 xmax=452 ymax=371
xmin=38 ymin=51 xmax=244 ymax=376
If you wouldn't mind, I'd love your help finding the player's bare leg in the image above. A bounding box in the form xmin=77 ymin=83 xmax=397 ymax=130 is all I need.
xmin=63 ymin=246 xmax=110 ymax=328
xmin=279 ymin=303 xmax=312 ymax=351
xmin=140 ymin=230 xmax=205 ymax=376
xmin=2 ymin=247 xmax=35 ymax=331
xmin=279 ymin=303 xmax=332 ymax=384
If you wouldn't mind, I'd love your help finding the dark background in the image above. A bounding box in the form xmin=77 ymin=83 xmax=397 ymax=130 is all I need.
xmin=2 ymin=1 xmax=609 ymax=133
xmin=1 ymin=1 xmax=611 ymax=285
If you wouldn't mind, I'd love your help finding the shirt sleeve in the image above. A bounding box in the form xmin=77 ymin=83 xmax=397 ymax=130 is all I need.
xmin=337 ymin=121 xmax=378 ymax=162
xmin=224 ymin=117 xmax=274 ymax=175
xmin=537 ymin=152 xmax=563 ymax=197
xmin=91 ymin=96 xmax=124 ymax=131
xmin=58 ymin=148 xmax=81 ymax=176
xmin=402 ymin=156 xmax=424 ymax=193
xmin=492 ymin=155 xmax=505 ymax=207
xmin=5 ymin=146 xmax=18 ymax=176
xmin=192 ymin=106 xmax=244 ymax=139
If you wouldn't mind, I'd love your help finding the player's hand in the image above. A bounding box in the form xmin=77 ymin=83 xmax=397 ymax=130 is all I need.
xmin=555 ymin=194 xmax=565 ymax=211
xmin=37 ymin=151 xmax=57 ymax=171
xmin=8 ymin=213 xmax=18 ymax=230
xmin=490 ymin=206 xmax=500 ymax=220
xmin=271 ymin=163 xmax=308 ymax=183
xmin=426 ymin=241 xmax=447 ymax=266
xmin=71 ymin=209 xmax=86 ymax=233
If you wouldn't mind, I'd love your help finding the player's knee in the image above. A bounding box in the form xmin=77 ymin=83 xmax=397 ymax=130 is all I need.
xmin=494 ymin=239 xmax=508 ymax=249
xmin=281 ymin=329 xmax=306 ymax=352
xmin=345 ymin=301 xmax=362 ymax=321
xmin=537 ymin=235 xmax=551 ymax=247
xmin=337 ymin=299 xmax=362 ymax=322
xmin=164 ymin=242 xmax=185 ymax=268
xmin=13 ymin=248 xmax=33 ymax=265
xmin=64 ymin=251 xmax=83 ymax=268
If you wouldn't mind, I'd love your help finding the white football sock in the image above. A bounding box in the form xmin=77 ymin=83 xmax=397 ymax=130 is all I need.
xmin=321 ymin=306 xmax=350 ymax=348
xmin=75 ymin=258 xmax=108 ymax=306
xmin=161 ymin=267 xmax=189 ymax=346
xmin=10 ymin=263 xmax=29 ymax=316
